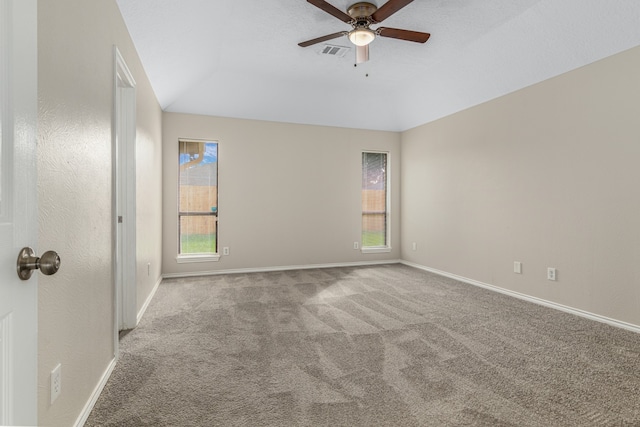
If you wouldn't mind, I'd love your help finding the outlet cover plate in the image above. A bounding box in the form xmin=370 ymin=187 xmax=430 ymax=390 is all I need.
xmin=51 ymin=363 xmax=61 ymax=404
xmin=514 ymin=261 xmax=522 ymax=274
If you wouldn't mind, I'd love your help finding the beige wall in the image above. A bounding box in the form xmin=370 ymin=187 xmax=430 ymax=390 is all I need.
xmin=34 ymin=2 xmax=640 ymax=423
xmin=37 ymin=1 xmax=162 ymax=425
xmin=162 ymin=113 xmax=400 ymax=275
xmin=401 ymin=45 xmax=640 ymax=327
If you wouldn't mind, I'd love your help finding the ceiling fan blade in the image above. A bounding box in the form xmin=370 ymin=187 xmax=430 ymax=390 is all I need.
xmin=298 ymin=31 xmax=346 ymax=47
xmin=307 ymin=0 xmax=353 ymax=23
xmin=356 ymin=44 xmax=369 ymax=64
xmin=371 ymin=0 xmax=414 ymax=23
xmin=377 ymin=27 xmax=430 ymax=43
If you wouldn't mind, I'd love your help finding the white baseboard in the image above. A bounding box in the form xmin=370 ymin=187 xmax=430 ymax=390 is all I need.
xmin=402 ymin=260 xmax=640 ymax=335
xmin=74 ymin=357 xmax=117 ymax=427
xmin=137 ymin=276 xmax=162 ymax=324
xmin=162 ymin=259 xmax=402 ymax=279
xmin=74 ymin=277 xmax=161 ymax=426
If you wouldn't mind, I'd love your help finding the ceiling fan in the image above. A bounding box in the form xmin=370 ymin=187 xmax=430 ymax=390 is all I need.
xmin=298 ymin=0 xmax=430 ymax=64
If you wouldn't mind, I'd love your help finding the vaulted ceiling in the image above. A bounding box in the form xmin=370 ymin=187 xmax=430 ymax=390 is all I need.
xmin=116 ymin=0 xmax=640 ymax=131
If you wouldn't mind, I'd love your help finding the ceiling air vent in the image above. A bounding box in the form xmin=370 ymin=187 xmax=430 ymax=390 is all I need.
xmin=318 ymin=44 xmax=350 ymax=58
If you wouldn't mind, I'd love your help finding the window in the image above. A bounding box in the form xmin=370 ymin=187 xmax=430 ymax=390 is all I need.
xmin=362 ymin=151 xmax=390 ymax=252
xmin=178 ymin=140 xmax=218 ymax=259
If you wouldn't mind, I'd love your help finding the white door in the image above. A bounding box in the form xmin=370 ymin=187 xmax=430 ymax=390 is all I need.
xmin=0 ymin=0 xmax=38 ymax=425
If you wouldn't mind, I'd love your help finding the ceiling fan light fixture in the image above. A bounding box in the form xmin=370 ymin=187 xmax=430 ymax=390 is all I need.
xmin=348 ymin=28 xmax=375 ymax=46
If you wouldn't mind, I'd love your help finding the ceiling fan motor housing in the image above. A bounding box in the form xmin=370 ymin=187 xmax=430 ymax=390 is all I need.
xmin=347 ymin=2 xmax=378 ymax=20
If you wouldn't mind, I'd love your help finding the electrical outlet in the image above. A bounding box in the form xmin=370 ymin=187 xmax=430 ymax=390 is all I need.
xmin=514 ymin=261 xmax=522 ymax=274
xmin=51 ymin=363 xmax=61 ymax=404
xmin=353 ymin=242 xmax=359 ymax=250
xmin=412 ymin=242 xmax=417 ymax=251
xmin=547 ymin=267 xmax=557 ymax=281
xmin=223 ymin=247 xmax=230 ymax=256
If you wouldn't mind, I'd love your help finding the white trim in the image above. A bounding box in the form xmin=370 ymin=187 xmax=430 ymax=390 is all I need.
xmin=72 ymin=357 xmax=117 ymax=427
xmin=73 ymin=278 xmax=159 ymax=427
xmin=402 ymin=260 xmax=640 ymax=335
xmin=137 ymin=276 xmax=162 ymax=324
xmin=176 ymin=254 xmax=220 ymax=263
xmin=112 ymin=46 xmax=137 ymax=336
xmin=114 ymin=46 xmax=135 ymax=86
xmin=163 ymin=259 xmax=402 ymax=279
xmin=361 ymin=247 xmax=392 ymax=254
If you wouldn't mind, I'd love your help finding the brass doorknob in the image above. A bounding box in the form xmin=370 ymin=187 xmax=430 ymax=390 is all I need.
xmin=16 ymin=247 xmax=61 ymax=280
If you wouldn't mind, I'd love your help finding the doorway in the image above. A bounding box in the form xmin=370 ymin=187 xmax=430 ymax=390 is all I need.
xmin=113 ymin=47 xmax=137 ymax=343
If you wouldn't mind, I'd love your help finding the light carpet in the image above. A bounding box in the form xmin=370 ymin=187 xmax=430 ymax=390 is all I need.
xmin=86 ymin=264 xmax=640 ymax=426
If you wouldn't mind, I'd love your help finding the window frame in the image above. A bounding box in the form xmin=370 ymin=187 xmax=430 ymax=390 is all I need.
xmin=361 ymin=150 xmax=391 ymax=254
xmin=176 ymin=138 xmax=220 ymax=263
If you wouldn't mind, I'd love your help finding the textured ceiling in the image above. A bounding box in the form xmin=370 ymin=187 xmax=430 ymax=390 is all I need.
xmin=116 ymin=0 xmax=640 ymax=131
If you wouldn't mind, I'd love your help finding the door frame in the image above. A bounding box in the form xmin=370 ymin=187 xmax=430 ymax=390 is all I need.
xmin=112 ymin=46 xmax=137 ymax=345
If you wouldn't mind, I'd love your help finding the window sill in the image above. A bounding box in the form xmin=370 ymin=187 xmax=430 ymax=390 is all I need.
xmin=361 ymin=247 xmax=391 ymax=254
xmin=176 ymin=254 xmax=220 ymax=264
